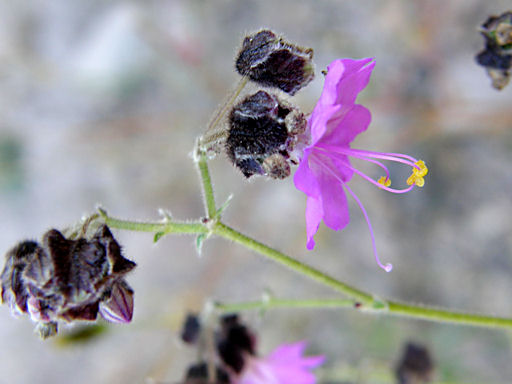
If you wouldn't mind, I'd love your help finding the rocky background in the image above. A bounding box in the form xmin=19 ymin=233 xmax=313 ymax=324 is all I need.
xmin=1 ymin=1 xmax=512 ymax=383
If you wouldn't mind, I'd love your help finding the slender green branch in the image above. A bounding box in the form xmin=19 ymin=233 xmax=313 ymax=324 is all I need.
xmin=215 ymin=298 xmax=356 ymax=313
xmin=386 ymin=301 xmax=512 ymax=329
xmin=212 ymin=222 xmax=374 ymax=305
xmin=196 ymin=150 xmax=217 ymax=219
xmin=100 ymin=211 xmax=512 ymax=330
xmin=216 ymin=296 xmax=512 ymax=329
xmin=104 ymin=215 xmax=207 ymax=235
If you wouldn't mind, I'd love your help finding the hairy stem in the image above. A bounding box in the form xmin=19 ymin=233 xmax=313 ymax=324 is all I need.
xmin=386 ymin=301 xmax=512 ymax=329
xmin=196 ymin=150 xmax=218 ymax=219
xmin=102 ymin=211 xmax=512 ymax=330
xmin=104 ymin=215 xmax=207 ymax=235
xmin=213 ymin=222 xmax=374 ymax=304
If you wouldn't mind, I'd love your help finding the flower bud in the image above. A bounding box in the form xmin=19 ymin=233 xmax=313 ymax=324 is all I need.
xmin=99 ymin=280 xmax=134 ymax=324
xmin=395 ymin=343 xmax=434 ymax=384
xmin=0 ymin=224 xmax=136 ymax=338
xmin=235 ymin=29 xmax=314 ymax=95
xmin=180 ymin=313 xmax=201 ymax=344
xmin=216 ymin=314 xmax=256 ymax=373
xmin=226 ymin=90 xmax=306 ymax=179
xmin=476 ymin=11 xmax=512 ymax=90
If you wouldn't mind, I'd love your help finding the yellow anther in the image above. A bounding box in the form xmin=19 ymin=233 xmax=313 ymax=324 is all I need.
xmin=407 ymin=160 xmax=428 ymax=187
xmin=415 ymin=177 xmax=425 ymax=187
xmin=377 ymin=176 xmax=391 ymax=187
xmin=412 ymin=160 xmax=428 ymax=177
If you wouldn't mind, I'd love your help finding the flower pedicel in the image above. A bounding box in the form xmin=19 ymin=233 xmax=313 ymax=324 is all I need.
xmin=294 ymin=58 xmax=428 ymax=272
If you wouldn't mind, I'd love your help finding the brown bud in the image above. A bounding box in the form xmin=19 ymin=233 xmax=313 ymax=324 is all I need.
xmin=235 ymin=30 xmax=314 ymax=95
xmin=226 ymin=90 xmax=306 ymax=179
xmin=476 ymin=11 xmax=512 ymax=90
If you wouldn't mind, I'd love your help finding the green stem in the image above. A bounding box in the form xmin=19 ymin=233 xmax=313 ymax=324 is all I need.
xmin=213 ymin=222 xmax=374 ymax=305
xmin=215 ymin=298 xmax=355 ymax=313
xmin=196 ymin=150 xmax=217 ymax=219
xmin=104 ymin=215 xmax=207 ymax=235
xmin=386 ymin=301 xmax=512 ymax=329
xmin=100 ymin=212 xmax=512 ymax=330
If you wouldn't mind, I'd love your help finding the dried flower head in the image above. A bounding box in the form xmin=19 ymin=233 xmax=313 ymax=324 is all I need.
xmin=476 ymin=11 xmax=512 ymax=90
xmin=226 ymin=90 xmax=306 ymax=179
xmin=236 ymin=29 xmax=314 ymax=95
xmin=1 ymin=225 xmax=135 ymax=338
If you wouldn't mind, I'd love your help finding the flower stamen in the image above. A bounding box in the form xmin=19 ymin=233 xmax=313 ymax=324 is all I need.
xmin=316 ymin=158 xmax=393 ymax=272
xmin=316 ymin=151 xmax=415 ymax=194
xmin=378 ymin=176 xmax=391 ymax=187
xmin=406 ymin=160 xmax=429 ymax=187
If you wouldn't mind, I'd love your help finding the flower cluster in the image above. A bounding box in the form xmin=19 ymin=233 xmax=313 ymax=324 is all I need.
xmin=294 ymin=58 xmax=428 ymax=271
xmin=0 ymin=224 xmax=135 ymax=338
xmin=181 ymin=314 xmax=324 ymax=384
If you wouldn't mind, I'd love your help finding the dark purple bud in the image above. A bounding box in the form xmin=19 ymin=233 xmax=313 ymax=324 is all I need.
xmin=236 ymin=30 xmax=314 ymax=95
xmin=476 ymin=11 xmax=512 ymax=90
xmin=181 ymin=313 xmax=201 ymax=344
xmin=226 ymin=91 xmax=306 ymax=179
xmin=216 ymin=315 xmax=256 ymax=374
xmin=99 ymin=279 xmax=134 ymax=324
xmin=395 ymin=342 xmax=434 ymax=384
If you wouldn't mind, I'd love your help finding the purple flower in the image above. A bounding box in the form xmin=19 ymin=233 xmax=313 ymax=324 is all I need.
xmin=294 ymin=58 xmax=428 ymax=272
xmin=232 ymin=341 xmax=324 ymax=384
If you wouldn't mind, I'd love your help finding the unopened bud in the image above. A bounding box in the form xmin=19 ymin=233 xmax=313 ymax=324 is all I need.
xmin=216 ymin=314 xmax=256 ymax=373
xmin=235 ymin=29 xmax=314 ymax=95
xmin=395 ymin=342 xmax=434 ymax=384
xmin=476 ymin=11 xmax=512 ymax=90
xmin=99 ymin=280 xmax=134 ymax=324
xmin=180 ymin=313 xmax=201 ymax=344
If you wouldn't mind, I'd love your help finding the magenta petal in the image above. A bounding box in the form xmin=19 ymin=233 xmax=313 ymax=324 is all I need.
xmin=318 ymin=104 xmax=371 ymax=147
xmin=300 ymin=355 xmax=326 ymax=369
xmin=99 ymin=280 xmax=134 ymax=324
xmin=294 ymin=150 xmax=320 ymax=198
xmin=315 ymin=167 xmax=350 ymax=231
xmin=331 ymin=58 xmax=375 ymax=107
xmin=267 ymin=341 xmax=307 ymax=361
xmin=264 ymin=342 xmax=324 ymax=384
xmin=309 ymin=104 xmax=343 ymax=145
xmin=305 ymin=197 xmax=323 ymax=250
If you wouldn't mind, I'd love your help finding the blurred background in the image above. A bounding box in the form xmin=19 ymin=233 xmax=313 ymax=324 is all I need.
xmin=1 ymin=0 xmax=512 ymax=383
